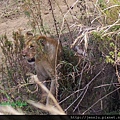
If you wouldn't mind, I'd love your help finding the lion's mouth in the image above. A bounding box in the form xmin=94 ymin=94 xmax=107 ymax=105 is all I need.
xmin=27 ymin=58 xmax=35 ymax=64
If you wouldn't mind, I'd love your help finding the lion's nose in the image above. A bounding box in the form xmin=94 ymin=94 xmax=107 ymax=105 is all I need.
xmin=22 ymin=54 xmax=26 ymax=58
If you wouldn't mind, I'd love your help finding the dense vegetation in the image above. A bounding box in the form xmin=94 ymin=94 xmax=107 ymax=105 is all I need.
xmin=0 ymin=0 xmax=120 ymax=115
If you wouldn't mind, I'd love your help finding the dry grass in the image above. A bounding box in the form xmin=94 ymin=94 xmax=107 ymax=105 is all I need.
xmin=0 ymin=0 xmax=120 ymax=115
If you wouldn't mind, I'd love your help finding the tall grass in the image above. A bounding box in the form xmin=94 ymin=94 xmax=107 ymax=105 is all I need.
xmin=0 ymin=0 xmax=120 ymax=115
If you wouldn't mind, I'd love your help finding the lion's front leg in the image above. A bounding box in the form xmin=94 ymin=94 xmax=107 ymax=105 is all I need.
xmin=45 ymin=66 xmax=58 ymax=106
xmin=47 ymin=77 xmax=58 ymax=106
xmin=38 ymin=75 xmax=48 ymax=104
xmin=35 ymin=65 xmax=49 ymax=103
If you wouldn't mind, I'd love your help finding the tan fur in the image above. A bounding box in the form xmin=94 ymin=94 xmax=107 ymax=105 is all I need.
xmin=22 ymin=33 xmax=62 ymax=104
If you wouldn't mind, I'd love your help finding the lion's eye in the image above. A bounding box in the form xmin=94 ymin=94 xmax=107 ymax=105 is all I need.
xmin=29 ymin=45 xmax=34 ymax=48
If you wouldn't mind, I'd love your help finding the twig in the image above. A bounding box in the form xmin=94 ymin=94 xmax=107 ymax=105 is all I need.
xmin=48 ymin=0 xmax=59 ymax=37
xmin=64 ymin=66 xmax=105 ymax=112
xmin=27 ymin=100 xmax=65 ymax=115
xmin=82 ymin=87 xmax=120 ymax=114
xmin=58 ymin=0 xmax=79 ymax=42
xmin=59 ymin=88 xmax=84 ymax=104
xmin=31 ymin=75 xmax=65 ymax=114
xmin=54 ymin=0 xmax=74 ymax=43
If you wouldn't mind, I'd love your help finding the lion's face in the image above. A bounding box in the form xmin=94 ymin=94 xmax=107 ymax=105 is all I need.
xmin=22 ymin=33 xmax=60 ymax=65
xmin=22 ymin=38 xmax=37 ymax=64
xmin=22 ymin=34 xmax=49 ymax=65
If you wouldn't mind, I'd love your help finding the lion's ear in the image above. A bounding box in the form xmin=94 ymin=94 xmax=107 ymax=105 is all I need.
xmin=39 ymin=39 xmax=46 ymax=46
xmin=25 ymin=31 xmax=33 ymax=38
xmin=37 ymin=36 xmax=47 ymax=46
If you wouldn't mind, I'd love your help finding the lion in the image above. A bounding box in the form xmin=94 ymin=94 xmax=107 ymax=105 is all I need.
xmin=22 ymin=32 xmax=62 ymax=105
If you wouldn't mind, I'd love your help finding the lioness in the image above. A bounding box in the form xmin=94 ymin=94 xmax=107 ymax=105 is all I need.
xmin=22 ymin=32 xmax=62 ymax=104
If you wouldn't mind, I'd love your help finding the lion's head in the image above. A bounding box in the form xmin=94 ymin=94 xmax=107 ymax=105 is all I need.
xmin=22 ymin=32 xmax=56 ymax=65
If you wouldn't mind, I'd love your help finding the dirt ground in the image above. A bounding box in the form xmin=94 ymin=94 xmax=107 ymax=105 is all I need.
xmin=0 ymin=0 xmax=78 ymax=37
xmin=0 ymin=0 xmax=30 ymax=38
xmin=0 ymin=0 xmax=29 ymax=65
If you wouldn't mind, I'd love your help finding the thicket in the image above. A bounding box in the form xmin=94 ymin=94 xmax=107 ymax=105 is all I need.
xmin=0 ymin=0 xmax=120 ymax=115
